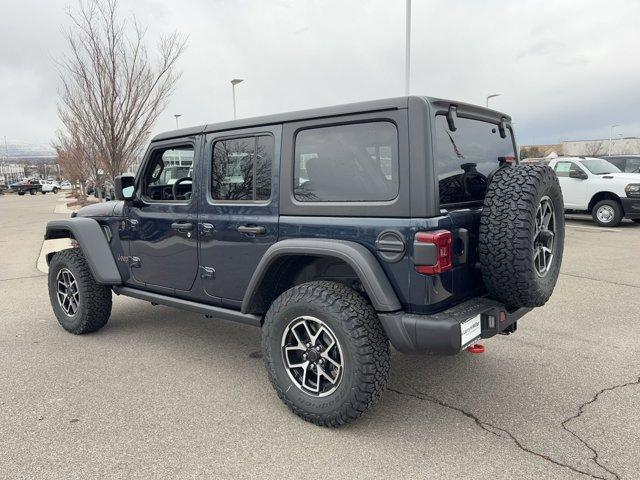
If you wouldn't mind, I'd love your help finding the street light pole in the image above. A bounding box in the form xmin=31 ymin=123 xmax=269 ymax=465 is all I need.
xmin=174 ymin=114 xmax=182 ymax=129
xmin=405 ymin=0 xmax=411 ymax=96
xmin=486 ymin=93 xmax=501 ymax=107
xmin=231 ymin=79 xmax=243 ymax=120
xmin=608 ymin=124 xmax=620 ymax=156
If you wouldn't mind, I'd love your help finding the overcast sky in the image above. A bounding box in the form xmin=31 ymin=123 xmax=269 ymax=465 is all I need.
xmin=1 ymin=0 xmax=639 ymax=148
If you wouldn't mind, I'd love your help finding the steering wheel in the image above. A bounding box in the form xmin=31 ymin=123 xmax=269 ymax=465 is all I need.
xmin=172 ymin=177 xmax=192 ymax=200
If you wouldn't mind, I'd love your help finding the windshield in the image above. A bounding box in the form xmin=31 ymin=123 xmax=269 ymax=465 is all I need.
xmin=579 ymin=158 xmax=621 ymax=175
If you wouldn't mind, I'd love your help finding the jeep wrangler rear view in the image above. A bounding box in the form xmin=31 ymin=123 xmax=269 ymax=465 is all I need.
xmin=45 ymin=96 xmax=565 ymax=426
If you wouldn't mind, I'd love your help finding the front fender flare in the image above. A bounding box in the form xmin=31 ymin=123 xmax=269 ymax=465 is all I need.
xmin=241 ymin=239 xmax=401 ymax=314
xmin=45 ymin=218 xmax=122 ymax=285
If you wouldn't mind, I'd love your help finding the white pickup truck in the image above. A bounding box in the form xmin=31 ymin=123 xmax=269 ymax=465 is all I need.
xmin=548 ymin=156 xmax=640 ymax=227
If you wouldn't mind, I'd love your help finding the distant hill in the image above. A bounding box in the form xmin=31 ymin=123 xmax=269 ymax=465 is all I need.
xmin=2 ymin=141 xmax=56 ymax=160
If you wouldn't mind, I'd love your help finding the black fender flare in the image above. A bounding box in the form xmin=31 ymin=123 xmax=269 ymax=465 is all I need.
xmin=241 ymin=239 xmax=401 ymax=314
xmin=44 ymin=218 xmax=122 ymax=285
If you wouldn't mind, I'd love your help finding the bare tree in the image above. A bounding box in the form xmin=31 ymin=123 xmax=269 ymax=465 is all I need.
xmin=57 ymin=0 xmax=187 ymax=182
xmin=582 ymin=141 xmax=605 ymax=156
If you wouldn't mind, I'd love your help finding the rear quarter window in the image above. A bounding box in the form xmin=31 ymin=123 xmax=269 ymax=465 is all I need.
xmin=435 ymin=115 xmax=515 ymax=205
xmin=293 ymin=121 xmax=399 ymax=202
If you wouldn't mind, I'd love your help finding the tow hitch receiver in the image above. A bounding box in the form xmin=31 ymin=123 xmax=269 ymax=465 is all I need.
xmin=466 ymin=343 xmax=485 ymax=354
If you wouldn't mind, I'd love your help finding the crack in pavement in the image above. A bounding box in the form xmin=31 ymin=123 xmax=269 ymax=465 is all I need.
xmin=388 ymin=381 xmax=623 ymax=480
xmin=560 ymin=272 xmax=640 ymax=291
xmin=0 ymin=273 xmax=47 ymax=283
xmin=561 ymin=375 xmax=640 ymax=480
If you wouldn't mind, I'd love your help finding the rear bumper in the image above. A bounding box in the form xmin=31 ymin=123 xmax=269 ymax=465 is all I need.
xmin=621 ymin=197 xmax=640 ymax=219
xmin=378 ymin=297 xmax=531 ymax=355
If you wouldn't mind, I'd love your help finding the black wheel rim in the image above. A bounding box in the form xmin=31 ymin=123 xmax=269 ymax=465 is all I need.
xmin=56 ymin=268 xmax=80 ymax=316
xmin=281 ymin=316 xmax=344 ymax=397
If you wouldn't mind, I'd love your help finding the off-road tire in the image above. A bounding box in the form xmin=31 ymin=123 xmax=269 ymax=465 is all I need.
xmin=48 ymin=248 xmax=112 ymax=334
xmin=479 ymin=164 xmax=565 ymax=307
xmin=262 ymin=281 xmax=390 ymax=427
xmin=591 ymin=199 xmax=622 ymax=227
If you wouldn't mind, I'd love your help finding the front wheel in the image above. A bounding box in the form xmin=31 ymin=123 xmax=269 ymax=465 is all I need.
xmin=29 ymin=189 xmax=36 ymax=195
xmin=18 ymin=191 xmax=25 ymax=196
xmin=41 ymin=190 xmax=46 ymax=194
xmin=48 ymin=248 xmax=112 ymax=334
xmin=262 ymin=281 xmax=390 ymax=427
xmin=592 ymin=200 xmax=622 ymax=227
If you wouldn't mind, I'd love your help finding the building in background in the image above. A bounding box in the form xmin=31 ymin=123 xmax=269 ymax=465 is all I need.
xmin=562 ymin=137 xmax=640 ymax=156
xmin=0 ymin=163 xmax=26 ymax=185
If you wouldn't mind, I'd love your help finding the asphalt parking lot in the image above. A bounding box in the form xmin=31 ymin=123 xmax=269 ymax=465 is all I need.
xmin=1 ymin=193 xmax=639 ymax=480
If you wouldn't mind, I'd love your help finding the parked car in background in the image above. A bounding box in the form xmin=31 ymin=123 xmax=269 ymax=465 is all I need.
xmin=10 ymin=179 xmax=42 ymax=195
xmin=548 ymin=156 xmax=640 ymax=226
xmin=599 ymin=155 xmax=640 ymax=173
xmin=60 ymin=180 xmax=73 ymax=190
xmin=40 ymin=180 xmax=60 ymax=194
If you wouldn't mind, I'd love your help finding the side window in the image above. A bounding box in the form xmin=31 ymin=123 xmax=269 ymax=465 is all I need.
xmin=624 ymin=158 xmax=640 ymax=173
xmin=293 ymin=122 xmax=399 ymax=202
xmin=143 ymin=145 xmax=194 ymax=201
xmin=211 ymin=135 xmax=273 ymax=201
xmin=553 ymin=161 xmax=573 ymax=177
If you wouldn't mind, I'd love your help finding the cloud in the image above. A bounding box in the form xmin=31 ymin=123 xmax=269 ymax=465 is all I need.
xmin=0 ymin=0 xmax=639 ymax=147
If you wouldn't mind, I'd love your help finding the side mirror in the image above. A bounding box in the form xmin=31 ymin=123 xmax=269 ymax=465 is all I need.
xmin=114 ymin=175 xmax=136 ymax=200
xmin=569 ymin=169 xmax=588 ymax=180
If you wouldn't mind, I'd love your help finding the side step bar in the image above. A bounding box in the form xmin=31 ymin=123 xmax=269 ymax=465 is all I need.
xmin=112 ymin=286 xmax=262 ymax=328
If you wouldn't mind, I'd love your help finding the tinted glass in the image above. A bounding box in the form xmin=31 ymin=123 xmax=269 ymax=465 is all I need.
xmin=212 ymin=135 xmax=273 ymax=201
xmin=435 ymin=115 xmax=515 ymax=205
xmin=294 ymin=122 xmax=398 ymax=202
xmin=579 ymin=159 xmax=620 ymax=175
xmin=624 ymin=158 xmax=640 ymax=173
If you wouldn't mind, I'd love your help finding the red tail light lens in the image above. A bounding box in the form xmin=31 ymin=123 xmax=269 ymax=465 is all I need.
xmin=415 ymin=230 xmax=453 ymax=275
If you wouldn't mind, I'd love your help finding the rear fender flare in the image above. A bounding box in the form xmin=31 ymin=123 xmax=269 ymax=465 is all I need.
xmin=241 ymin=239 xmax=401 ymax=314
xmin=44 ymin=218 xmax=122 ymax=285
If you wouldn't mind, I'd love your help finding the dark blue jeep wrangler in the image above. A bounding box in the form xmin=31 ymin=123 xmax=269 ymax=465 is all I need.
xmin=45 ymin=96 xmax=565 ymax=426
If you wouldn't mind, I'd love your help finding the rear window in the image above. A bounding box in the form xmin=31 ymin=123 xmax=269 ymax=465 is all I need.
xmin=293 ymin=122 xmax=399 ymax=202
xmin=435 ymin=115 xmax=515 ymax=205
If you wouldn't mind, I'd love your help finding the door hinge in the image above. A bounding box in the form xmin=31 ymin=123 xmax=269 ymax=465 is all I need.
xmin=199 ymin=266 xmax=215 ymax=279
xmin=129 ymin=256 xmax=142 ymax=268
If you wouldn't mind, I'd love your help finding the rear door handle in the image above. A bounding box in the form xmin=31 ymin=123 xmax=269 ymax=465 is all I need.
xmin=237 ymin=225 xmax=266 ymax=236
xmin=171 ymin=221 xmax=194 ymax=231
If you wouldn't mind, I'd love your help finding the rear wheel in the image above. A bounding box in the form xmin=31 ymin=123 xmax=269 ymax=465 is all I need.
xmin=53 ymin=187 xmax=59 ymax=194
xmin=479 ymin=164 xmax=565 ymax=308
xmin=262 ymin=281 xmax=390 ymax=427
xmin=592 ymin=200 xmax=622 ymax=227
xmin=41 ymin=190 xmax=46 ymax=194
xmin=18 ymin=191 xmax=25 ymax=196
xmin=29 ymin=189 xmax=36 ymax=195
xmin=48 ymin=248 xmax=112 ymax=334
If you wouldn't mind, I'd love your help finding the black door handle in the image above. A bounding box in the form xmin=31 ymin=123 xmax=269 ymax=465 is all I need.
xmin=237 ymin=225 xmax=266 ymax=235
xmin=171 ymin=221 xmax=194 ymax=231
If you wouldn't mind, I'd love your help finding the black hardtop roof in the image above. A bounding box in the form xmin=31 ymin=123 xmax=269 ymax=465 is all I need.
xmin=151 ymin=95 xmax=511 ymax=142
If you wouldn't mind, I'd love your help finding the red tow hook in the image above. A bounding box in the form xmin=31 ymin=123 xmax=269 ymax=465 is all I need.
xmin=466 ymin=343 xmax=485 ymax=354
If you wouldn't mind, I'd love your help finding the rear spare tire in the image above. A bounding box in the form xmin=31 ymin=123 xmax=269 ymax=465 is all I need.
xmin=479 ymin=164 xmax=565 ymax=307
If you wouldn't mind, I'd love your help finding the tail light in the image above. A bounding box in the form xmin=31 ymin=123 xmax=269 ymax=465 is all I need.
xmin=414 ymin=230 xmax=453 ymax=275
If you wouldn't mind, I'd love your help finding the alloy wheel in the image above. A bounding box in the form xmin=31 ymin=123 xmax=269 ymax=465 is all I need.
xmin=281 ymin=316 xmax=344 ymax=397
xmin=56 ymin=268 xmax=80 ymax=316
xmin=533 ymin=196 xmax=556 ymax=277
